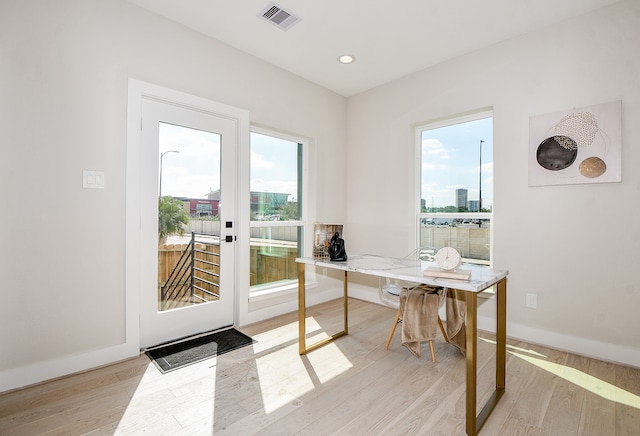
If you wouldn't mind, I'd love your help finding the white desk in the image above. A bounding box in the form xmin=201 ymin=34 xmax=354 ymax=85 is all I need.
xmin=296 ymin=254 xmax=508 ymax=436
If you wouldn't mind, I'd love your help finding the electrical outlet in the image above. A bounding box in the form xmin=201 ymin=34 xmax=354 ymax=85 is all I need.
xmin=526 ymin=293 xmax=537 ymax=309
xmin=83 ymin=170 xmax=105 ymax=189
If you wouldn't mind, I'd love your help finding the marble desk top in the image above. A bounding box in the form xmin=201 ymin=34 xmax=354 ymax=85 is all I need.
xmin=296 ymin=253 xmax=508 ymax=293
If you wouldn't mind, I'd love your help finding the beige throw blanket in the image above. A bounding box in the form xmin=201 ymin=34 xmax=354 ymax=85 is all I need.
xmin=445 ymin=288 xmax=466 ymax=356
xmin=400 ymin=285 xmax=467 ymax=358
xmin=400 ymin=285 xmax=440 ymax=358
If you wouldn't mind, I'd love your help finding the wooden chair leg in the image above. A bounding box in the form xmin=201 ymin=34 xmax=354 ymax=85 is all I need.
xmin=429 ymin=316 xmax=447 ymax=362
xmin=385 ymin=308 xmax=401 ymax=349
xmin=387 ymin=307 xmax=444 ymax=362
xmin=438 ymin=316 xmax=449 ymax=343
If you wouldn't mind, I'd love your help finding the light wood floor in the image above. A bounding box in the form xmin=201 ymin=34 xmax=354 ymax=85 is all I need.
xmin=1 ymin=298 xmax=639 ymax=435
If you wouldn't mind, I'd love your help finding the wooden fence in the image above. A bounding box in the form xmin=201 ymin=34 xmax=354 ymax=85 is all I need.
xmin=158 ymin=242 xmax=297 ymax=289
xmin=420 ymin=227 xmax=490 ymax=262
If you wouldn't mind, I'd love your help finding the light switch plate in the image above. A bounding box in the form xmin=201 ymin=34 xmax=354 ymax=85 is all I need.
xmin=83 ymin=170 xmax=105 ymax=189
xmin=526 ymin=293 xmax=537 ymax=309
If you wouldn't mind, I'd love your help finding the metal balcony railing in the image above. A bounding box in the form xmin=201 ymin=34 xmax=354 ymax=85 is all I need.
xmin=160 ymin=232 xmax=220 ymax=310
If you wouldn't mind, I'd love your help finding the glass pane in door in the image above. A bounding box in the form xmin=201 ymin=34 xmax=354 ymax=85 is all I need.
xmin=157 ymin=122 xmax=221 ymax=311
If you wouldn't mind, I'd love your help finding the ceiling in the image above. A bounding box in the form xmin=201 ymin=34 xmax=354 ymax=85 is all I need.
xmin=127 ymin=0 xmax=622 ymax=97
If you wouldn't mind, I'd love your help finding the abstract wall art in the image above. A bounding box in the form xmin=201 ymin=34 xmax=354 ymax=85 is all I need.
xmin=528 ymin=100 xmax=621 ymax=187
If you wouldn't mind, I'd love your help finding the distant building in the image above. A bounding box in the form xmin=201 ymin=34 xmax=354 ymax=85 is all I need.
xmin=456 ymin=189 xmax=468 ymax=209
xmin=175 ymin=197 xmax=219 ymax=217
xmin=203 ymin=189 xmax=292 ymax=218
xmin=468 ymin=200 xmax=479 ymax=212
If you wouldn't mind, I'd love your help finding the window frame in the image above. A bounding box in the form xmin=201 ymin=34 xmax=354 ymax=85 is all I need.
xmin=414 ymin=109 xmax=494 ymax=266
xmin=248 ymin=126 xmax=308 ymax=300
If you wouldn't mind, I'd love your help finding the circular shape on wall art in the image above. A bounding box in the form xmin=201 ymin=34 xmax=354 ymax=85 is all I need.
xmin=554 ymin=111 xmax=599 ymax=149
xmin=578 ymin=156 xmax=607 ymax=178
xmin=536 ymin=136 xmax=578 ymax=171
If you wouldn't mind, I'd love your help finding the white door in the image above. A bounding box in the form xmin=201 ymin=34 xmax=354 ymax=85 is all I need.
xmin=139 ymin=97 xmax=237 ymax=348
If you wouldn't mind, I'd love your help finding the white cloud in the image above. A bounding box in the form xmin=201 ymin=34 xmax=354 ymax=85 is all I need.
xmin=422 ymin=138 xmax=449 ymax=159
xmin=251 ymin=149 xmax=275 ymax=169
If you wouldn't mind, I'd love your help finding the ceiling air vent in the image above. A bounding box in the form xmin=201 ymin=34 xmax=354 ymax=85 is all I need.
xmin=258 ymin=2 xmax=301 ymax=31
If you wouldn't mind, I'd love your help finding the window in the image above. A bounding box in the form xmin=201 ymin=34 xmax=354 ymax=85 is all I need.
xmin=417 ymin=111 xmax=493 ymax=265
xmin=249 ymin=130 xmax=304 ymax=297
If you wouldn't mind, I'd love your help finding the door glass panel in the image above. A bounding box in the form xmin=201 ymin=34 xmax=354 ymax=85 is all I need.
xmin=157 ymin=122 xmax=222 ymax=311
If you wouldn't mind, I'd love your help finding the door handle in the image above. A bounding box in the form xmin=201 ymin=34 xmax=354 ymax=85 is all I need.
xmin=225 ymin=235 xmax=234 ymax=243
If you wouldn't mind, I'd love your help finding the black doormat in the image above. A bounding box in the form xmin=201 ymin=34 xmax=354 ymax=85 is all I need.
xmin=145 ymin=328 xmax=255 ymax=373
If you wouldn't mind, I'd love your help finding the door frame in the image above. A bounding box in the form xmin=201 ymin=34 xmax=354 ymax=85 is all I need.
xmin=126 ymin=79 xmax=250 ymax=349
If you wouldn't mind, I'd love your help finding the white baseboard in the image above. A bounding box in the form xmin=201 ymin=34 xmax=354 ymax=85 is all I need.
xmin=489 ymin=319 xmax=640 ymax=369
xmin=0 ymin=342 xmax=139 ymax=394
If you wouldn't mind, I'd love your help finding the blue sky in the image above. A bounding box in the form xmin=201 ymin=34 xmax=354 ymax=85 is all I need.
xmin=159 ymin=126 xmax=298 ymax=200
xmin=249 ymin=132 xmax=298 ymax=201
xmin=159 ymin=120 xmax=493 ymax=208
xmin=421 ymin=116 xmax=493 ymax=209
xmin=159 ymin=122 xmax=221 ymax=198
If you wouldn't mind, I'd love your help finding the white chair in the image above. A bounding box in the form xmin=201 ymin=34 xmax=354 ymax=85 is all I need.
xmin=378 ymin=247 xmax=449 ymax=361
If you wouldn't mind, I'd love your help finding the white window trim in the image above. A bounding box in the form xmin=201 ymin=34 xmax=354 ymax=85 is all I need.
xmin=250 ymin=220 xmax=305 ymax=228
xmin=412 ymin=108 xmax=493 ymax=238
xmin=248 ymin=126 xmax=310 ymax=304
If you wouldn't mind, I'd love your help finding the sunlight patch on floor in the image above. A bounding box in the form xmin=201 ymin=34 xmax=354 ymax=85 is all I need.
xmin=254 ymin=317 xmax=353 ymax=413
xmin=302 ymin=341 xmax=354 ymax=384
xmin=251 ymin=317 xmax=324 ymax=353
xmin=252 ymin=348 xmax=314 ymax=413
xmin=250 ymin=322 xmax=300 ymax=353
xmin=116 ymin=360 xmax=217 ymax=434
xmin=478 ymin=337 xmax=546 ymax=357
xmin=510 ymin=351 xmax=640 ymax=409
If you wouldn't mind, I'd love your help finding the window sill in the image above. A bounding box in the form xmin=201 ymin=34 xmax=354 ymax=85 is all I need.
xmin=249 ymin=280 xmax=318 ymax=303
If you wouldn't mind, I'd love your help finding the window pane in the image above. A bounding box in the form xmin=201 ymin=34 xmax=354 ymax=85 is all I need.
xmin=250 ymin=132 xmax=301 ymax=221
xmin=419 ymin=114 xmax=493 ymax=265
xmin=421 ymin=116 xmax=493 ymax=212
xmin=250 ymin=132 xmax=303 ymax=291
xmin=250 ymin=225 xmax=300 ymax=287
xmin=419 ymin=216 xmax=491 ymax=264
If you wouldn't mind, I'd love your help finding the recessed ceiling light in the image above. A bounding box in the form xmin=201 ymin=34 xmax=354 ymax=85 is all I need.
xmin=338 ymin=55 xmax=355 ymax=64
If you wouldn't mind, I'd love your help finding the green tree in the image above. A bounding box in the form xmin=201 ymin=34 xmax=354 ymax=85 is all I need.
xmin=158 ymin=196 xmax=189 ymax=244
xmin=277 ymin=202 xmax=300 ymax=220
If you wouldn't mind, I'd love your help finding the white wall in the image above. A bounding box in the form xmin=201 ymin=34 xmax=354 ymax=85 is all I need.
xmin=0 ymin=0 xmax=347 ymax=392
xmin=345 ymin=1 xmax=640 ymax=367
xmin=2 ymin=0 xmax=638 ymax=394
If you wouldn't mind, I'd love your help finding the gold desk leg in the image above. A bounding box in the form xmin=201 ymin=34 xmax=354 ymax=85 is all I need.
xmin=343 ymin=271 xmax=349 ymax=335
xmin=298 ymin=264 xmax=349 ymax=355
xmin=465 ymin=278 xmax=508 ymax=435
xmin=465 ymin=291 xmax=478 ymax=436
xmin=298 ymin=262 xmax=307 ymax=355
xmin=496 ymin=278 xmax=507 ymax=390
